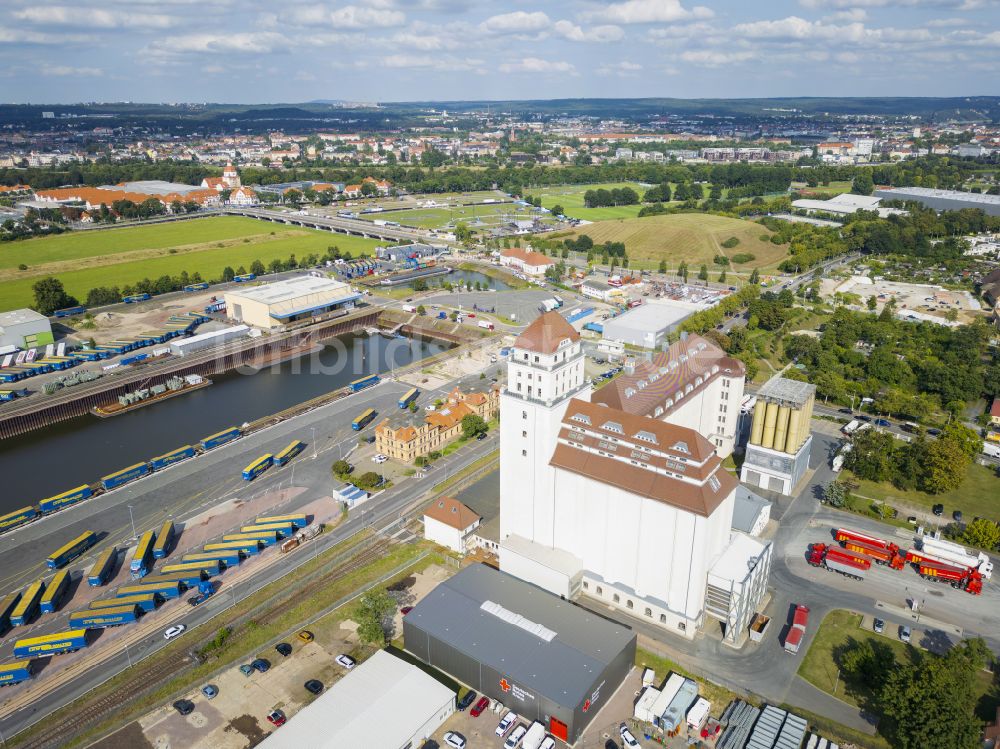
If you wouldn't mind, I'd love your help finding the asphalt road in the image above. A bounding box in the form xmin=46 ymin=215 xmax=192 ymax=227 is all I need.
xmin=0 ymin=367 xmax=502 ymax=737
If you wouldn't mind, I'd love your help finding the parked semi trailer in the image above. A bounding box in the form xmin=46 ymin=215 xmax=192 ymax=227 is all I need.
xmin=38 ymin=485 xmax=93 ymax=514
xmin=116 ymin=580 xmax=181 ymax=600
xmin=808 ymin=543 xmax=871 ymax=580
xmin=916 ymin=536 xmax=993 ymax=579
xmin=90 ymin=593 xmax=159 ymax=613
xmin=274 ymin=440 xmax=305 ymax=467
xmin=183 ymin=551 xmax=241 ymax=569
xmin=39 ymin=570 xmax=71 ymax=614
xmin=783 ymin=605 xmax=810 ymax=654
xmin=87 ymin=546 xmax=117 ymax=586
xmin=69 ymin=604 xmax=141 ymax=628
xmin=204 ymin=541 xmax=260 ymax=556
xmin=46 ymin=531 xmax=97 ymax=569
xmin=161 ymin=560 xmax=220 ymax=578
xmin=152 ymin=521 xmax=176 ymax=560
xmin=834 ymin=528 xmax=905 ymax=569
xmin=0 ymin=660 xmax=34 ymax=686
xmin=200 ymin=427 xmax=241 ymax=451
xmin=100 ymin=463 xmax=150 ymax=491
xmin=13 ymin=629 xmax=89 ymax=658
xmin=255 ymin=513 xmax=308 ymax=529
xmin=130 ymin=529 xmax=157 ymax=579
xmin=150 ymin=446 xmax=195 ymax=471
xmin=0 ymin=592 xmax=21 ymax=634
xmin=913 ymin=559 xmax=983 ymax=594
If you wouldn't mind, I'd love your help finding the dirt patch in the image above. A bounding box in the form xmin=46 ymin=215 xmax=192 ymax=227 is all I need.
xmin=224 ymin=714 xmax=268 ymax=746
xmin=91 ymin=721 xmax=156 ymax=749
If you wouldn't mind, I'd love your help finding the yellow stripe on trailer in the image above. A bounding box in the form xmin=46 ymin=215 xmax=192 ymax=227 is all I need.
xmin=13 ymin=629 xmax=87 ymax=648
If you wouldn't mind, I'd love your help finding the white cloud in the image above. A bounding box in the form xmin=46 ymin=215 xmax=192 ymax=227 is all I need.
xmin=553 ymin=20 xmax=624 ymax=42
xmin=800 ymin=0 xmax=985 ymax=8
xmin=145 ymin=32 xmax=294 ymax=57
xmin=823 ymin=8 xmax=868 ymax=20
xmin=0 ymin=27 xmax=94 ymax=44
xmin=680 ymin=49 xmax=756 ymax=65
xmin=583 ymin=0 xmax=713 ymax=25
xmin=498 ymin=57 xmax=577 ymax=73
xmin=597 ymin=60 xmax=643 ymax=75
xmin=647 ymin=22 xmax=716 ymax=39
xmin=40 ymin=64 xmax=103 ymax=76
xmin=280 ymin=5 xmax=405 ymax=29
xmin=926 ymin=16 xmax=971 ymax=25
xmin=382 ymin=53 xmax=484 ymax=71
xmin=388 ymin=30 xmax=463 ymax=50
xmin=480 ymin=11 xmax=551 ymax=33
xmin=14 ymin=6 xmax=180 ymax=29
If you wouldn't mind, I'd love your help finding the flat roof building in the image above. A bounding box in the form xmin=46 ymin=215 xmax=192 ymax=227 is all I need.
xmin=224 ymin=275 xmax=361 ymax=330
xmin=0 ymin=309 xmax=53 ymax=350
xmin=874 ymin=186 xmax=1000 ymax=217
xmin=404 ymin=564 xmax=636 ymax=744
xmin=601 ymin=300 xmax=699 ymax=349
xmin=257 ymin=649 xmax=454 ymax=749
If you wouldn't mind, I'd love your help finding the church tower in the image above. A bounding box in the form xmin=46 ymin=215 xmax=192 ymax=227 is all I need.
xmin=223 ymin=162 xmax=241 ymax=189
xmin=499 ymin=312 xmax=591 ymax=546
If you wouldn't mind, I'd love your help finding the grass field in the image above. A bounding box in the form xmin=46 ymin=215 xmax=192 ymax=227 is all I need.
xmin=799 ymin=610 xmax=999 ymax=722
xmin=534 ymin=182 xmax=650 ymax=221
xmin=353 ymin=203 xmax=547 ymax=231
xmin=790 ymin=180 xmax=855 ymax=197
xmin=844 ymin=462 xmax=1000 ymax=524
xmin=553 ymin=212 xmax=785 ymax=270
xmin=0 ymin=217 xmax=379 ymax=310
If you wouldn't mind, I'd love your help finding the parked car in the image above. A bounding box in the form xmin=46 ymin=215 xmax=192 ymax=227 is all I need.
xmin=239 ymin=664 xmax=254 ymax=677
xmin=875 ymin=418 xmax=891 ymax=428
xmin=266 ymin=709 xmax=286 ymax=727
xmin=163 ymin=624 xmax=186 ymax=640
xmin=953 ymin=510 xmax=964 ymax=522
xmin=297 ymin=630 xmax=314 ymax=643
xmin=476 ymin=432 xmax=488 ymax=440
xmin=540 ymin=738 xmax=556 ymax=749
xmin=838 ymin=408 xmax=853 ymax=415
xmin=605 ymin=741 xmax=620 ymax=749
xmin=933 ymin=504 xmax=944 ymax=517
xmin=251 ymin=658 xmax=270 ymax=673
xmin=335 ymin=654 xmax=356 ymax=669
xmin=304 ymin=679 xmax=323 ymax=695
xmin=857 ymin=415 xmax=872 ymax=422
xmin=620 ymin=723 xmax=640 ymax=748
xmin=899 ymin=625 xmax=912 ymax=643
xmin=470 ymin=696 xmax=490 ymax=717
xmin=400 ymin=606 xmax=413 ymax=615
xmin=443 ymin=732 xmax=466 ymax=749
xmin=873 ymin=618 xmax=885 ymax=634
xmin=275 ymin=642 xmax=292 ymax=657
xmin=457 ymin=690 xmax=477 ymax=711
xmin=505 ymin=725 xmax=527 ymax=749
xmin=172 ymin=699 xmax=195 ymax=716
xmin=496 ymin=712 xmax=518 ymax=736
xmin=927 ymin=428 xmax=942 ymax=436
xmin=201 ymin=684 xmax=218 ymax=699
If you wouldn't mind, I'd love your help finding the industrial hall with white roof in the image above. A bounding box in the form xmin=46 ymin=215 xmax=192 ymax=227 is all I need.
xmin=499 ymin=312 xmax=772 ymax=644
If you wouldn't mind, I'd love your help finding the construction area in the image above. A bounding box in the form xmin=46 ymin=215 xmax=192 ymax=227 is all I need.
xmin=820 ymin=276 xmax=982 ymax=324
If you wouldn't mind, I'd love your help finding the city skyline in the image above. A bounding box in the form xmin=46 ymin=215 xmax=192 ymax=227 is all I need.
xmin=1 ymin=0 xmax=999 ymax=103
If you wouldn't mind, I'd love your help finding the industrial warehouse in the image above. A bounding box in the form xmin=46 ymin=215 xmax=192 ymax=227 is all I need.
xmin=223 ymin=275 xmax=362 ymax=330
xmin=403 ymin=564 xmax=637 ymax=744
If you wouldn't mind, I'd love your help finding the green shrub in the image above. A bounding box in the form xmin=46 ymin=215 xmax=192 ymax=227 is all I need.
xmin=731 ymin=253 xmax=757 ymax=264
xmin=720 ymin=237 xmax=740 ymax=249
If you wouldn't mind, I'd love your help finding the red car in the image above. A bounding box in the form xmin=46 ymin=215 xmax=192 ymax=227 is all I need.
xmin=401 ymin=606 xmax=413 ymax=615
xmin=267 ymin=709 xmax=286 ymax=727
xmin=471 ymin=696 xmax=490 ymax=717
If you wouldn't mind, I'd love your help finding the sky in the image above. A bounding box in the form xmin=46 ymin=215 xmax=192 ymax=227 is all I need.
xmin=1 ymin=0 xmax=998 ymax=104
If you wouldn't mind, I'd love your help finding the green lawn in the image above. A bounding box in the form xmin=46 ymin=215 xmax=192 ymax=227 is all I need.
xmin=353 ymin=204 xmax=546 ymax=231
xmin=552 ymin=212 xmax=785 ymax=270
xmin=844 ymin=463 xmax=1000 ymax=524
xmin=799 ymin=610 xmax=999 ymax=723
xmin=790 ymin=180 xmax=855 ymax=197
xmin=0 ymin=217 xmax=379 ymax=309
xmin=534 ymin=182 xmax=649 ymax=221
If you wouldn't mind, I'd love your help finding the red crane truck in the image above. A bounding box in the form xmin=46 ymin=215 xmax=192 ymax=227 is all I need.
xmin=834 ymin=528 xmax=906 ymax=570
xmin=911 ymin=558 xmax=983 ymax=595
xmin=783 ymin=605 xmax=810 ymax=654
xmin=808 ymin=543 xmax=872 ymax=580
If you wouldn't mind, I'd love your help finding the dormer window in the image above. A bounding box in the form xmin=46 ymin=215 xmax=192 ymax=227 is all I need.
xmin=570 ymin=413 xmax=591 ymax=425
xmin=635 ymin=430 xmax=658 ymax=444
xmin=671 ymin=440 xmax=690 ymax=454
xmin=602 ymin=421 xmax=623 ymax=434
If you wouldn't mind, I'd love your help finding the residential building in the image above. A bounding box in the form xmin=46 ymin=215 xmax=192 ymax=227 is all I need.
xmin=227 ymin=186 xmax=258 ymax=206
xmin=498 ymin=313 xmax=769 ymax=644
xmin=989 ymin=398 xmax=1000 ymax=428
xmin=500 ymin=247 xmax=556 ymax=277
xmin=375 ymin=385 xmax=499 ymax=462
xmin=422 ymin=497 xmax=481 ymax=553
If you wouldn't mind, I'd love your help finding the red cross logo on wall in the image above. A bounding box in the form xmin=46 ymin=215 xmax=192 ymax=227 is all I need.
xmin=500 ymin=678 xmax=511 ymax=692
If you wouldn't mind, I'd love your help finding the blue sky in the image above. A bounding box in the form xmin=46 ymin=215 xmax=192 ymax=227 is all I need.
xmin=1 ymin=0 xmax=998 ymax=103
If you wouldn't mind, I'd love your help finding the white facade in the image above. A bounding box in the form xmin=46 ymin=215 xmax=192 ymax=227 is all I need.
xmin=499 ymin=248 xmax=556 ymax=277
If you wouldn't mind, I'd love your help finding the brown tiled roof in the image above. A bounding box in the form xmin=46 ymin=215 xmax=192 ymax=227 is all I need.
xmin=426 ymin=402 xmax=472 ymax=430
xmin=514 ymin=311 xmax=579 ymax=355
xmin=592 ymin=334 xmax=744 ymax=417
xmin=990 ymin=399 xmax=1000 ymax=418
xmin=502 ymin=247 xmax=555 ymax=267
xmin=424 ymin=497 xmax=480 ymax=530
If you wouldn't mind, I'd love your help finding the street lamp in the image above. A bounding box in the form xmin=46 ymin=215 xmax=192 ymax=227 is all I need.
xmin=312 ymin=426 xmax=317 ymax=459
xmin=127 ymin=505 xmax=137 ymax=540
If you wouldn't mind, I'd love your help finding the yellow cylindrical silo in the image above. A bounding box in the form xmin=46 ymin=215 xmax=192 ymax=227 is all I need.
xmin=774 ymin=406 xmax=790 ymax=454
xmin=785 ymin=407 xmax=802 ymax=453
xmin=761 ymin=402 xmax=779 ymax=449
xmin=750 ymin=400 xmax=766 ymax=445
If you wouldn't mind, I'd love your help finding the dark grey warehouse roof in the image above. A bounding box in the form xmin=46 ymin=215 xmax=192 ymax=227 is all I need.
xmin=405 ymin=564 xmax=635 ymax=707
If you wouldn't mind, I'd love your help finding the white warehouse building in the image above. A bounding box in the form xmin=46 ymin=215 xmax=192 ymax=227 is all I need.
xmin=499 ymin=313 xmax=771 ymax=644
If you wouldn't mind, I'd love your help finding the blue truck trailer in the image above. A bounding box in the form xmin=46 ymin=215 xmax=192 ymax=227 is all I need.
xmin=117 ymin=580 xmax=181 ymax=600
xmin=242 ymin=454 xmax=273 ymax=481
xmin=0 ymin=506 xmax=38 ymax=534
xmin=223 ymin=531 xmax=278 ymax=547
xmin=150 ymin=445 xmax=195 ymax=471
xmin=10 ymin=581 xmax=44 ymax=626
xmin=161 ymin=560 xmax=221 ymax=578
xmin=54 ymin=305 xmax=86 ymax=318
xmin=91 ymin=593 xmax=158 ymax=613
xmin=0 ymin=660 xmax=34 ymax=686
xmin=39 ymin=570 xmax=70 ymax=614
xmin=183 ymin=550 xmax=241 ymax=569
xmin=184 ymin=283 xmax=209 ymax=292
xmin=130 ymin=530 xmax=156 ymax=579
xmin=0 ymin=591 xmax=22 ymax=634
xmin=255 ymin=513 xmax=309 ymax=529
xmin=142 ymin=572 xmax=201 ymax=589
xmin=69 ymin=604 xmax=141 ymax=629
xmin=274 ymin=440 xmax=305 ymax=467
xmin=87 ymin=547 xmax=117 ymax=586
xmin=46 ymin=531 xmax=97 ymax=569
xmin=152 ymin=521 xmax=176 ymax=560
xmin=14 ymin=629 xmax=89 ymax=658
xmin=100 ymin=462 xmax=150 ymax=491
xmin=204 ymin=540 xmax=260 ymax=556
xmin=122 ymin=293 xmax=151 ymax=303
xmin=38 ymin=485 xmax=93 ymax=514
xmin=349 ymin=374 xmax=380 ymax=392
xmin=199 ymin=427 xmax=241 ymax=450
